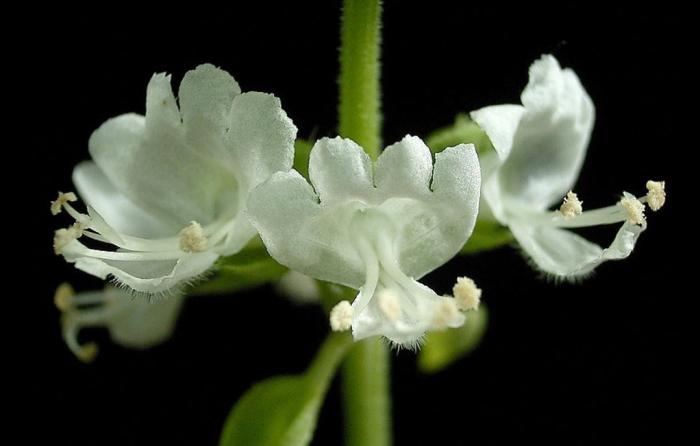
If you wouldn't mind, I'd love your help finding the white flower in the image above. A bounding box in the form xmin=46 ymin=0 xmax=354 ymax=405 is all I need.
xmin=247 ymin=135 xmax=481 ymax=347
xmin=51 ymin=64 xmax=297 ymax=295
xmin=471 ymin=55 xmax=661 ymax=278
xmin=54 ymin=283 xmax=184 ymax=362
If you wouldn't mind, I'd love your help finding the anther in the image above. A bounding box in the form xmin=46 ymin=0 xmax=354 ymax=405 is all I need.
xmin=76 ymin=342 xmax=99 ymax=363
xmin=453 ymin=276 xmax=481 ymax=311
xmin=619 ymin=195 xmax=646 ymax=225
xmin=50 ymin=191 xmax=77 ymax=215
xmin=559 ymin=191 xmax=583 ymax=219
xmin=54 ymin=282 xmax=75 ymax=312
xmin=53 ymin=223 xmax=84 ymax=254
xmin=432 ymin=298 xmax=460 ymax=330
xmin=330 ymin=300 xmax=354 ymax=331
xmin=179 ymin=221 xmax=208 ymax=252
xmin=646 ymin=180 xmax=666 ymax=211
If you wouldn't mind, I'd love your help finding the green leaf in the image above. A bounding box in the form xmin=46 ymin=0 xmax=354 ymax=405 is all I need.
xmin=462 ymin=220 xmax=514 ymax=254
xmin=188 ymin=238 xmax=287 ymax=296
xmin=293 ymin=139 xmax=314 ymax=180
xmin=418 ymin=306 xmax=488 ymax=373
xmin=425 ymin=114 xmax=493 ymax=155
xmin=219 ymin=333 xmax=352 ymax=446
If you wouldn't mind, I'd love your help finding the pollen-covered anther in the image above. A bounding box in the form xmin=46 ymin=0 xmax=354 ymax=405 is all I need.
xmin=432 ymin=298 xmax=460 ymax=330
xmin=377 ymin=289 xmax=401 ymax=321
xmin=330 ymin=300 xmax=354 ymax=332
xmin=53 ymin=223 xmax=85 ymax=254
xmin=646 ymin=180 xmax=666 ymax=211
xmin=619 ymin=195 xmax=646 ymax=225
xmin=53 ymin=282 xmax=75 ymax=312
xmin=76 ymin=342 xmax=99 ymax=363
xmin=50 ymin=191 xmax=78 ymax=215
xmin=179 ymin=221 xmax=208 ymax=252
xmin=453 ymin=276 xmax=481 ymax=311
xmin=559 ymin=191 xmax=583 ymax=218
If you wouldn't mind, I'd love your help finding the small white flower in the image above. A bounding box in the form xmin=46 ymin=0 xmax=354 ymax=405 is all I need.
xmin=52 ymin=64 xmax=297 ymax=295
xmin=471 ymin=55 xmax=660 ymax=278
xmin=54 ymin=283 xmax=184 ymax=362
xmin=248 ymin=135 xmax=481 ymax=347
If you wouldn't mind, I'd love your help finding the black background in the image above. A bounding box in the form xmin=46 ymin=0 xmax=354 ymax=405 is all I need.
xmin=14 ymin=2 xmax=689 ymax=445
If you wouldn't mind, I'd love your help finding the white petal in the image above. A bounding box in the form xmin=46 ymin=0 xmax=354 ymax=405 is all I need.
xmin=497 ymin=55 xmax=595 ymax=210
xmin=107 ymin=292 xmax=185 ymax=349
xmin=247 ymin=170 xmax=366 ymax=288
xmin=73 ymin=161 xmax=177 ymax=238
xmin=308 ymin=137 xmax=374 ymax=206
xmin=144 ymin=73 xmax=181 ymax=129
xmin=399 ymin=144 xmax=480 ymax=278
xmin=225 ymin=92 xmax=297 ymax=188
xmin=510 ymin=220 xmax=644 ymax=277
xmin=178 ymin=63 xmax=241 ymax=136
xmin=374 ymin=135 xmax=433 ymax=197
xmin=71 ymin=252 xmax=218 ymax=294
xmin=470 ymin=104 xmax=525 ymax=160
xmin=89 ymin=111 xmax=237 ymax=227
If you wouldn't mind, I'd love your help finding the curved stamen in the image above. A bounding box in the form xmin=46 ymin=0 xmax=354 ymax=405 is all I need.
xmin=352 ymin=236 xmax=380 ymax=314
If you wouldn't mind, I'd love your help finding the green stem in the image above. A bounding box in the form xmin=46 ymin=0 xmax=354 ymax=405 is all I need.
xmin=338 ymin=0 xmax=383 ymax=158
xmin=338 ymin=0 xmax=390 ymax=445
xmin=341 ymin=338 xmax=392 ymax=446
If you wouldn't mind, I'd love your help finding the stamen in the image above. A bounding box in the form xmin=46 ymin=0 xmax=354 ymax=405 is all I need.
xmin=179 ymin=221 xmax=208 ymax=252
xmin=559 ymin=191 xmax=583 ymax=219
xmin=330 ymin=300 xmax=354 ymax=331
xmin=54 ymin=282 xmax=75 ymax=311
xmin=50 ymin=191 xmax=77 ymax=215
xmin=646 ymin=180 xmax=666 ymax=211
xmin=453 ymin=276 xmax=481 ymax=311
xmin=53 ymin=223 xmax=85 ymax=254
xmin=377 ymin=289 xmax=401 ymax=321
xmin=432 ymin=298 xmax=460 ymax=330
xmin=619 ymin=195 xmax=646 ymax=225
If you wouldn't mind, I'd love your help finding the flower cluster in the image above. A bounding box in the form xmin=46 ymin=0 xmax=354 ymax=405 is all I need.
xmin=51 ymin=57 xmax=664 ymax=357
